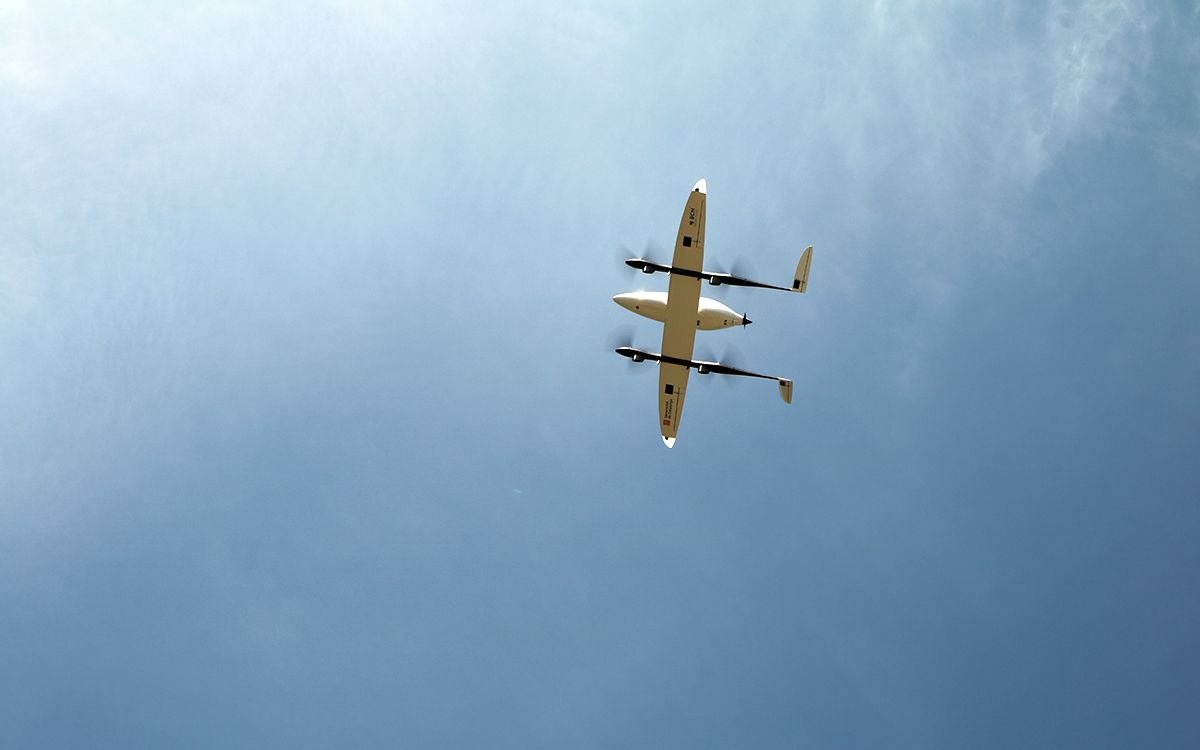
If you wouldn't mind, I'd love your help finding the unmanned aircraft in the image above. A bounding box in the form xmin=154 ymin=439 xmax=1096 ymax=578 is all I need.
xmin=613 ymin=178 xmax=812 ymax=447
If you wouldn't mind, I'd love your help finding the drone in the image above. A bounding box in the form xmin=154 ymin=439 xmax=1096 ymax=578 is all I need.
xmin=613 ymin=179 xmax=812 ymax=447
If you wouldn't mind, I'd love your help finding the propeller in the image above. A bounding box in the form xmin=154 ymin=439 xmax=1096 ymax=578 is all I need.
xmin=694 ymin=342 xmax=745 ymax=386
xmin=729 ymin=254 xmax=758 ymax=281
xmin=722 ymin=342 xmax=745 ymax=369
xmin=606 ymin=324 xmax=651 ymax=374
xmin=615 ymin=245 xmax=638 ymax=282
xmin=616 ymin=240 xmax=668 ymax=282
xmin=644 ymin=239 xmax=667 ymax=264
xmin=606 ymin=323 xmax=635 ymax=350
xmin=706 ymin=253 xmax=758 ymax=300
xmin=716 ymin=343 xmax=746 ymax=387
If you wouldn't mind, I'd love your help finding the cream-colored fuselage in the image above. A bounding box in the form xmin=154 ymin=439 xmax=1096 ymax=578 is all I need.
xmin=612 ymin=292 xmax=748 ymax=330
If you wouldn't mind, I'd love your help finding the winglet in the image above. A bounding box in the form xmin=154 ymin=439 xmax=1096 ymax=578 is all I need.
xmin=791 ymin=245 xmax=813 ymax=293
xmin=778 ymin=379 xmax=793 ymax=404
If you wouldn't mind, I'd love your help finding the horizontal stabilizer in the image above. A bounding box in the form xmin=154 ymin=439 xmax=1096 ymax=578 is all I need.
xmin=792 ymin=246 xmax=812 ymax=293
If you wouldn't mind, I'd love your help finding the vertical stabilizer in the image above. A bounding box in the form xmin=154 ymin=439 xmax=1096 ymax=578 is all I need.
xmin=778 ymin=378 xmax=793 ymax=404
xmin=792 ymin=245 xmax=813 ymax=293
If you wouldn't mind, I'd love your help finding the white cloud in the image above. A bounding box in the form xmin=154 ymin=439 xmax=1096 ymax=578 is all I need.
xmin=777 ymin=1 xmax=1164 ymax=399
xmin=855 ymin=0 xmax=1156 ymax=191
xmin=1036 ymin=0 xmax=1156 ymax=170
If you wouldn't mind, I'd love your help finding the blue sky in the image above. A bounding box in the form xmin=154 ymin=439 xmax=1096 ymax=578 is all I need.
xmin=2 ymin=1 xmax=1199 ymax=747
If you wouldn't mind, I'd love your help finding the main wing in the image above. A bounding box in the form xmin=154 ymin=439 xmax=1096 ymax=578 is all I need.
xmin=658 ymin=179 xmax=707 ymax=448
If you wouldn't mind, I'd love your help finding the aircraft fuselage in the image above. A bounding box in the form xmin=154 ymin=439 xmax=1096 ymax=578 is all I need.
xmin=611 ymin=292 xmax=750 ymax=330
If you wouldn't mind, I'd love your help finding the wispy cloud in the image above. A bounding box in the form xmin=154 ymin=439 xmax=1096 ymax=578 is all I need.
xmin=1036 ymin=0 xmax=1157 ymax=172
xmin=765 ymin=1 xmax=1166 ymax=398
xmin=854 ymin=0 xmax=1156 ymax=193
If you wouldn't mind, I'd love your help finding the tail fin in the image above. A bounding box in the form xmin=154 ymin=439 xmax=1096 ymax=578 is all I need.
xmin=791 ymin=245 xmax=813 ymax=293
xmin=778 ymin=378 xmax=793 ymax=404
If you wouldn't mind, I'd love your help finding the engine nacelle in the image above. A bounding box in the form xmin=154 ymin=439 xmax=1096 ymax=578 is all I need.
xmin=641 ymin=266 xmax=655 ymax=274
xmin=632 ymin=353 xmax=645 ymax=362
xmin=697 ymin=364 xmax=711 ymax=374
